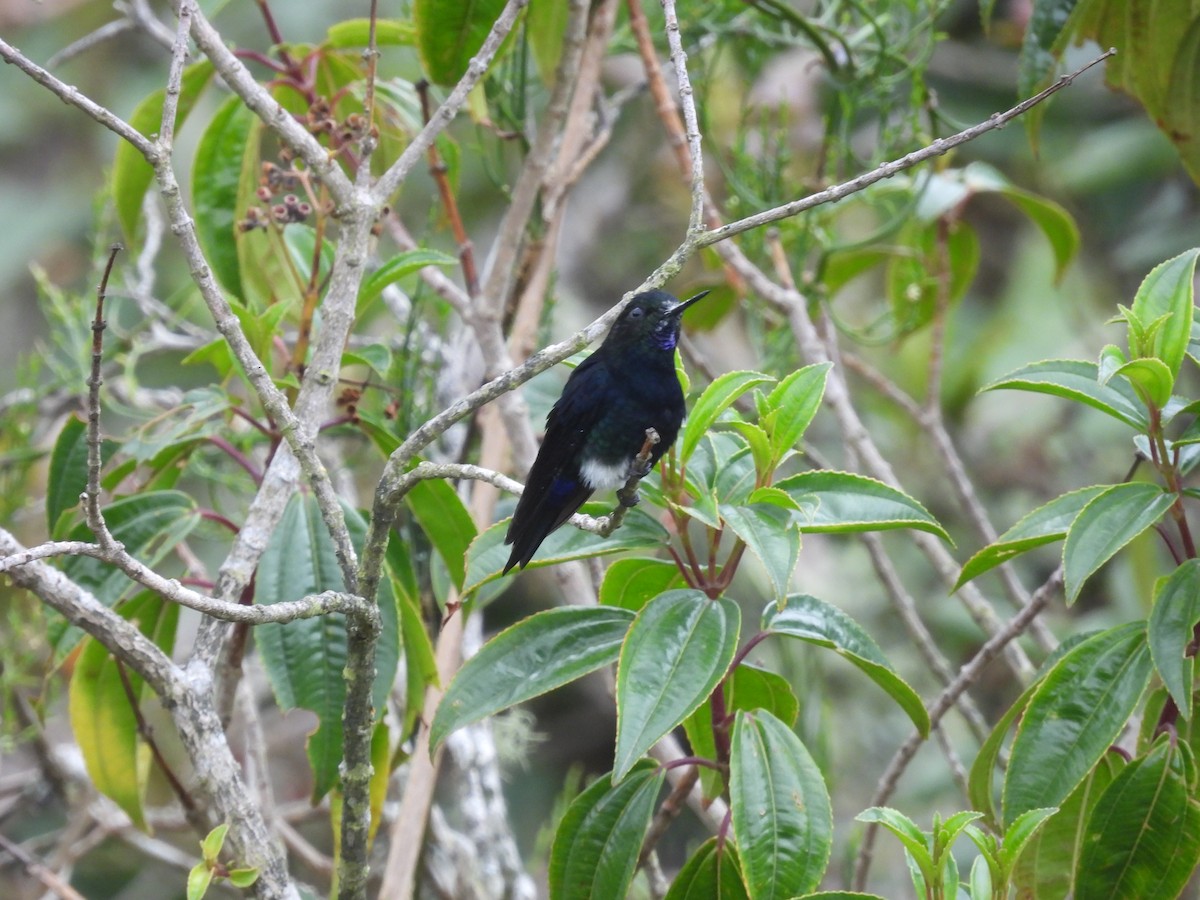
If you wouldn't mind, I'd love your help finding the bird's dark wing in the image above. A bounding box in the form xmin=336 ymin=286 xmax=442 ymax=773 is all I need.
xmin=503 ymin=358 xmax=610 ymax=572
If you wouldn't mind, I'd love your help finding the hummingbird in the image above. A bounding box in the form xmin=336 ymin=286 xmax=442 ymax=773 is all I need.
xmin=503 ymin=288 xmax=709 ymax=573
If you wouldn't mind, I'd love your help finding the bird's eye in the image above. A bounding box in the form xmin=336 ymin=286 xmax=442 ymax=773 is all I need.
xmin=628 ymin=307 xmax=644 ymax=320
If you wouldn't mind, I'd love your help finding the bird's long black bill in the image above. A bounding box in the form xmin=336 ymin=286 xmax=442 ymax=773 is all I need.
xmin=667 ymin=289 xmax=710 ymax=317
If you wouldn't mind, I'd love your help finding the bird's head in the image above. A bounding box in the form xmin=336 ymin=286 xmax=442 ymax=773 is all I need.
xmin=605 ymin=289 xmax=710 ymax=352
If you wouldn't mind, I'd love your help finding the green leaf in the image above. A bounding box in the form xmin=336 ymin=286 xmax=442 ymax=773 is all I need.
xmin=728 ymin=421 xmax=774 ymax=482
xmin=1129 ymin=248 xmax=1199 ymax=381
xmin=763 ymin=594 xmax=929 ymax=737
xmin=201 ymin=823 xmax=229 ymax=863
xmin=226 ymin=868 xmax=259 ymax=888
xmin=187 ymin=864 xmax=213 ymax=900
xmin=761 ymin=363 xmax=830 ymax=463
xmin=414 ymin=0 xmax=510 ymax=86
xmin=54 ymin=492 xmax=199 ymax=656
xmin=325 ymin=18 xmax=415 ymax=47
xmin=998 ymin=807 xmax=1058 ymax=874
xmin=683 ymin=662 xmax=800 ymax=801
xmin=970 ymin=633 xmax=1100 ymax=828
xmin=112 ymin=61 xmax=215 ymax=243
xmin=387 ymin=534 xmax=438 ymax=740
xmin=404 ymin=475 xmax=477 ymax=591
xmin=255 ymin=496 xmax=399 ymax=801
xmin=1075 ymin=738 xmax=1200 ymax=900
xmin=680 ymin=370 xmax=774 ymax=465
xmin=68 ymin=594 xmax=178 ymax=831
xmin=982 ymin=359 xmax=1148 ymax=430
xmin=993 ymin=186 xmax=1079 ymax=283
xmin=1109 ymin=357 xmax=1173 ymax=409
xmin=62 ymin=491 xmax=199 ymax=605
xmin=430 ymin=606 xmax=635 ymax=751
xmin=731 ymin=710 xmax=832 ymax=900
xmin=120 ymin=387 xmax=232 ymax=464
xmin=599 ymin=557 xmax=686 ymax=612
xmin=357 ymin=249 xmax=458 ymax=315
xmin=192 ymin=95 xmax=256 ymax=297
xmin=718 ymin=503 xmax=799 ymax=601
xmin=856 ymin=807 xmax=933 ymax=883
xmin=548 ymin=762 xmax=665 ymax=900
xmin=777 ymin=470 xmax=950 ymax=542
xmin=527 ymin=0 xmax=569 ymax=85
xmin=955 ymin=485 xmax=1108 ymax=589
xmin=663 ymin=838 xmax=749 ymax=900
xmin=463 ymin=505 xmax=668 ymax=595
xmin=614 ymin=591 xmax=739 ymax=780
xmin=342 ymin=343 xmax=393 ymax=380
xmin=1003 ymin=622 xmax=1153 ymax=828
xmin=1013 ymin=750 xmax=1126 ymax=896
xmin=1148 ymin=559 xmax=1200 ymax=720
xmin=46 ymin=414 xmax=111 ymax=536
xmin=1062 ymin=483 xmax=1173 ymax=604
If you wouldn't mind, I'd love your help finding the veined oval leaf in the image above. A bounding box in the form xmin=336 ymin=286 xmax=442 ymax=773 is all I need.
xmin=856 ymin=807 xmax=932 ymax=878
xmin=1148 ymin=558 xmax=1200 ymax=720
xmin=47 ymin=414 xmax=116 ymax=537
xmin=731 ymin=710 xmax=833 ymax=899
xmin=430 ymin=605 xmax=635 ymax=751
xmin=548 ymin=761 xmax=665 ymax=900
xmin=997 ymin=807 xmax=1059 ymax=874
xmin=614 ymin=591 xmax=739 ymax=780
xmin=1075 ymin=738 xmax=1200 ymax=900
xmin=680 ymin=370 xmax=774 ymax=465
xmin=776 ymin=470 xmax=950 ymax=543
xmin=1130 ymin=248 xmax=1199 ymax=382
xmin=404 ymin=474 xmax=477 ymax=591
xmin=955 ymin=485 xmax=1108 ymax=589
xmin=357 ymin=249 xmax=458 ymax=315
xmin=387 ymin=533 xmax=438 ymax=740
xmin=54 ymin=491 xmax=199 ymax=657
xmin=1013 ymin=751 xmax=1126 ymax=897
xmin=663 ymin=837 xmax=749 ymax=900
xmin=527 ymin=0 xmax=569 ymax=85
xmin=762 ymin=363 xmax=830 ymax=462
xmin=1110 ymin=357 xmax=1173 ymax=409
xmin=69 ymin=594 xmax=178 ymax=831
xmin=981 ymin=359 xmax=1148 ymax=430
xmin=719 ymin=503 xmax=799 ymax=601
xmin=970 ymin=631 xmax=1104 ymax=828
xmin=255 ymin=495 xmax=400 ymax=801
xmin=193 ymin=95 xmax=256 ymax=297
xmin=599 ymin=557 xmax=686 ymax=612
xmin=763 ymin=594 xmax=929 ymax=737
xmin=325 ymin=18 xmax=416 ymax=47
xmin=414 ymin=0 xmax=510 ymax=86
xmin=1002 ymin=622 xmax=1152 ymax=828
xmin=683 ymin=662 xmax=800 ymax=801
xmin=112 ymin=61 xmax=214 ymax=243
xmin=1062 ymin=482 xmax=1173 ymax=604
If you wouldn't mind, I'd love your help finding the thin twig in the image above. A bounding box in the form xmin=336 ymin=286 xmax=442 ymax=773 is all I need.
xmin=0 ymin=831 xmax=87 ymax=900
xmin=84 ymin=246 xmax=122 ymax=552
xmin=0 ymin=38 xmax=157 ymax=158
xmin=417 ymin=80 xmax=480 ymax=296
xmin=45 ymin=20 xmax=135 ymax=69
xmin=158 ymin=0 xmax=193 ymax=149
xmin=660 ymin=0 xmax=705 ymax=234
xmin=697 ymin=49 xmax=1115 ymax=247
